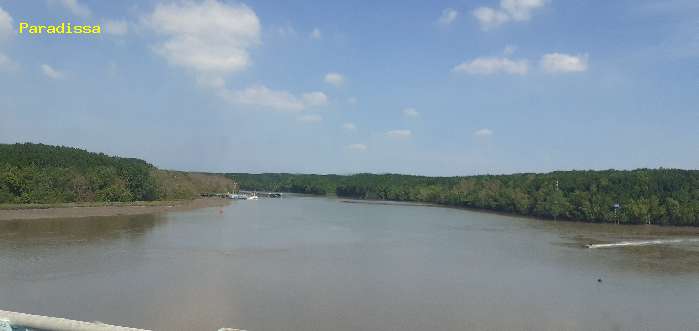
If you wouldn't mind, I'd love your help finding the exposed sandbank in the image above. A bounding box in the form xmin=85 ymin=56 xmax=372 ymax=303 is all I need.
xmin=0 ymin=198 xmax=231 ymax=221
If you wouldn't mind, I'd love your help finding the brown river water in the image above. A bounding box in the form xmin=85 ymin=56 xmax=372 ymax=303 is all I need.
xmin=1 ymin=195 xmax=698 ymax=330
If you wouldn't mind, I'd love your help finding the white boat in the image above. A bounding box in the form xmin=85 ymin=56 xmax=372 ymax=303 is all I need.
xmin=225 ymin=193 xmax=248 ymax=200
xmin=247 ymin=195 xmax=259 ymax=200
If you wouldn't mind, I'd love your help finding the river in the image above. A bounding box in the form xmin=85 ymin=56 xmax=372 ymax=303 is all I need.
xmin=1 ymin=195 xmax=698 ymax=330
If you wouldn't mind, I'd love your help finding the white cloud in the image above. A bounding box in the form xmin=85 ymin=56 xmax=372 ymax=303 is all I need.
xmin=342 ymin=122 xmax=356 ymax=130
xmin=41 ymin=64 xmax=64 ymax=79
xmin=145 ymin=0 xmax=260 ymax=77
xmin=0 ymin=52 xmax=15 ymax=71
xmin=324 ymin=72 xmax=345 ymax=87
xmin=140 ymin=1 xmax=331 ymax=116
xmin=0 ymin=6 xmax=13 ymax=41
xmin=347 ymin=143 xmax=367 ymax=151
xmin=474 ymin=128 xmax=494 ymax=136
xmin=302 ymin=91 xmax=328 ymax=107
xmin=501 ymin=0 xmax=547 ymax=20
xmin=104 ymin=20 xmax=128 ymax=36
xmin=402 ymin=107 xmax=419 ymax=118
xmin=310 ymin=27 xmax=322 ymax=39
xmin=220 ymin=85 xmax=326 ymax=112
xmin=472 ymin=7 xmax=510 ymax=29
xmin=473 ymin=0 xmax=547 ymax=29
xmin=235 ymin=86 xmax=302 ymax=111
xmin=276 ymin=25 xmax=296 ymax=37
xmin=540 ymin=53 xmax=589 ymax=73
xmin=0 ymin=52 xmax=10 ymax=65
xmin=453 ymin=57 xmax=528 ymax=75
xmin=297 ymin=114 xmax=322 ymax=123
xmin=144 ymin=1 xmax=328 ymax=113
xmin=438 ymin=8 xmax=459 ymax=25
xmin=52 ymin=0 xmax=91 ymax=18
xmin=0 ymin=7 xmax=14 ymax=70
xmin=196 ymin=76 xmax=226 ymax=89
xmin=385 ymin=129 xmax=412 ymax=139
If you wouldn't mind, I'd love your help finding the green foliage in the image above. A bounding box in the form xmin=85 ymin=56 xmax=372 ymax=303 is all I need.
xmin=3 ymin=143 xmax=696 ymax=226
xmin=0 ymin=143 xmax=158 ymax=203
xmin=227 ymin=169 xmax=699 ymax=226
xmin=229 ymin=173 xmax=342 ymax=195
xmin=0 ymin=143 xmax=236 ymax=204
xmin=152 ymin=170 xmax=239 ymax=200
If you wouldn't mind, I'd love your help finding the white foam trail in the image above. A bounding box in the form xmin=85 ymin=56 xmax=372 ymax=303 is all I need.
xmin=586 ymin=238 xmax=699 ymax=249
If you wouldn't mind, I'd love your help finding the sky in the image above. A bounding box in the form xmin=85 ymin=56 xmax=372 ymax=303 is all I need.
xmin=0 ymin=0 xmax=697 ymax=176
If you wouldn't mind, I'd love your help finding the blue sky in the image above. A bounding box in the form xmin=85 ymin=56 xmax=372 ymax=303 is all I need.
xmin=0 ymin=0 xmax=697 ymax=175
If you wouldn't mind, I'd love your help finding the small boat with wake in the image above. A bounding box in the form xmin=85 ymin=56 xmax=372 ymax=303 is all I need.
xmin=586 ymin=238 xmax=699 ymax=249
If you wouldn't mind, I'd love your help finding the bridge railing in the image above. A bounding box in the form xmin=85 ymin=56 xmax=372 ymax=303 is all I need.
xmin=0 ymin=310 xmax=245 ymax=331
xmin=0 ymin=309 xmax=148 ymax=331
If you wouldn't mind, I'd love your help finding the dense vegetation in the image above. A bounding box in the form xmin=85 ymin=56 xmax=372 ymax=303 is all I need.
xmin=229 ymin=173 xmax=344 ymax=195
xmin=3 ymin=143 xmax=696 ymax=225
xmin=0 ymin=143 xmax=237 ymax=203
xmin=152 ymin=170 xmax=238 ymax=200
xmin=228 ymin=170 xmax=699 ymax=226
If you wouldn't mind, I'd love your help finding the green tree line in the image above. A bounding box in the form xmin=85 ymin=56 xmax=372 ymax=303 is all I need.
xmin=227 ymin=170 xmax=699 ymax=226
xmin=0 ymin=143 xmax=236 ymax=203
xmin=4 ymin=143 xmax=696 ymax=225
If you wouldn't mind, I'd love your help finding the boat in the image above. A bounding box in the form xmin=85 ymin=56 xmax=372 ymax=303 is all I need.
xmin=247 ymin=194 xmax=259 ymax=200
xmin=225 ymin=192 xmax=248 ymax=200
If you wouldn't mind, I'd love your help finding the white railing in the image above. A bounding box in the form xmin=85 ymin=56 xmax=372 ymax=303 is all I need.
xmin=0 ymin=310 xmax=245 ymax=331
xmin=0 ymin=309 xmax=149 ymax=331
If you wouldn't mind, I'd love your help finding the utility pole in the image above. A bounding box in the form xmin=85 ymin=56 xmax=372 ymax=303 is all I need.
xmin=553 ymin=180 xmax=559 ymax=221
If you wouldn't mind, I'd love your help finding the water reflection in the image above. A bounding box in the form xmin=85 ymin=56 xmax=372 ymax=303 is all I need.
xmin=0 ymin=214 xmax=166 ymax=282
xmin=0 ymin=213 xmax=166 ymax=244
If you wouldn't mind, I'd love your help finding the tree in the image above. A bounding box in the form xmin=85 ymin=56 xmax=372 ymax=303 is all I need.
xmin=627 ymin=198 xmax=651 ymax=224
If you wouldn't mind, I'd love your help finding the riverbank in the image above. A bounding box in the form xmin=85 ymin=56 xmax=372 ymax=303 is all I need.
xmin=0 ymin=198 xmax=231 ymax=221
xmin=231 ymin=170 xmax=699 ymax=226
xmin=339 ymin=198 xmax=699 ymax=229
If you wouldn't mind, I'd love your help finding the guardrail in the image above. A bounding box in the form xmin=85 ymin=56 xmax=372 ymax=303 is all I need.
xmin=0 ymin=310 xmax=245 ymax=331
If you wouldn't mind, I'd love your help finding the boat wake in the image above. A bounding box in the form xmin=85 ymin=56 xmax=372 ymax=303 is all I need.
xmin=586 ymin=238 xmax=699 ymax=249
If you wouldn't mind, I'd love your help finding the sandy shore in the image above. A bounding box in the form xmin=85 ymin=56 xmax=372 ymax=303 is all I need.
xmin=0 ymin=198 xmax=231 ymax=221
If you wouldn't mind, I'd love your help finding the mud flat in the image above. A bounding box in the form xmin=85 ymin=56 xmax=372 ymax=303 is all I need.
xmin=0 ymin=198 xmax=231 ymax=221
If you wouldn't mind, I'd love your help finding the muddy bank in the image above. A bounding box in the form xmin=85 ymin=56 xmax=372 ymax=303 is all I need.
xmin=0 ymin=198 xmax=231 ymax=221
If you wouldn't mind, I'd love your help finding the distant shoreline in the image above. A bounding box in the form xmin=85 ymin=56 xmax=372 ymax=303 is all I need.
xmin=340 ymin=199 xmax=439 ymax=208
xmin=338 ymin=198 xmax=699 ymax=229
xmin=0 ymin=197 xmax=231 ymax=222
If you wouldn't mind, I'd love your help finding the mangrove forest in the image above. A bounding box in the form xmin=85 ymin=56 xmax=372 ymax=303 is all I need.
xmin=228 ymin=170 xmax=699 ymax=226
